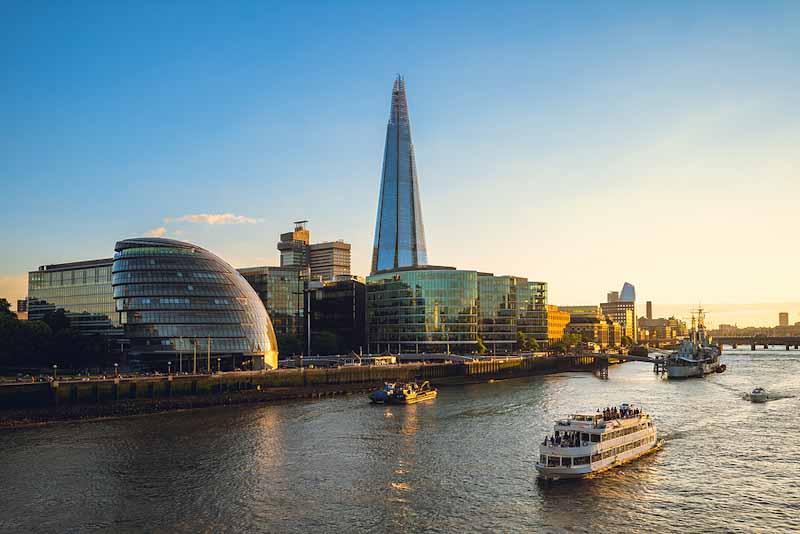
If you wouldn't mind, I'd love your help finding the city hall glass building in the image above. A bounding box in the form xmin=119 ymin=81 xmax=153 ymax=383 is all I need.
xmin=112 ymin=238 xmax=278 ymax=371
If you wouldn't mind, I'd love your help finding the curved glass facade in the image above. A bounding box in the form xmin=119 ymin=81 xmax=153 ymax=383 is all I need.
xmin=367 ymin=268 xmax=478 ymax=353
xmin=112 ymin=238 xmax=278 ymax=371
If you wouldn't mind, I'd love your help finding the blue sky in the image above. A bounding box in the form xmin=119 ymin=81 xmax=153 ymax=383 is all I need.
xmin=2 ymin=1 xmax=799 ymax=325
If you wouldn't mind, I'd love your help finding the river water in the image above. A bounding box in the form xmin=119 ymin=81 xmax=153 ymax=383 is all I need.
xmin=1 ymin=349 xmax=798 ymax=533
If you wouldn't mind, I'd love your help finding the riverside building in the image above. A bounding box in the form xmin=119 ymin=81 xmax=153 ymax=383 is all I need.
xmin=27 ymin=258 xmax=122 ymax=338
xmin=371 ymin=76 xmax=428 ymax=274
xmin=112 ymin=238 xmax=278 ymax=371
xmin=547 ymin=305 xmax=571 ymax=342
xmin=365 ymin=76 xmax=548 ymax=355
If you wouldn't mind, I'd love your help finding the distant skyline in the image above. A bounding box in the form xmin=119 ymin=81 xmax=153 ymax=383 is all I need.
xmin=2 ymin=2 xmax=799 ymax=326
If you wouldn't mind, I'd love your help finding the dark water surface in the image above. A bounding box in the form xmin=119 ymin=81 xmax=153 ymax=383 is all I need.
xmin=1 ymin=350 xmax=798 ymax=533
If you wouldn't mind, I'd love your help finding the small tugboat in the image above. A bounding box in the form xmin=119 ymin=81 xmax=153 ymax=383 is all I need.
xmin=535 ymin=404 xmax=662 ymax=480
xmin=665 ymin=308 xmax=722 ymax=379
xmin=368 ymin=382 xmax=396 ymax=404
xmin=388 ymin=381 xmax=438 ymax=405
xmin=750 ymin=387 xmax=768 ymax=403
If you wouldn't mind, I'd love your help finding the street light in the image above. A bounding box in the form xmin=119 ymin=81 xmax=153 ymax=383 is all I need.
xmin=168 ymin=361 xmax=172 ymax=376
xmin=52 ymin=364 xmax=57 ymax=381
xmin=114 ymin=362 xmax=119 ymax=378
xmin=217 ymin=357 xmax=221 ymax=373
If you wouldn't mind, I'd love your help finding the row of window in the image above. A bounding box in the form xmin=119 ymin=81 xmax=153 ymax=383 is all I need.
xmin=114 ymin=247 xmax=198 ymax=259
xmin=112 ymin=271 xmax=231 ymax=284
xmin=126 ymin=324 xmax=269 ymax=339
xmin=112 ymin=258 xmax=225 ymax=273
xmin=541 ymin=435 xmax=656 ymax=467
xmin=602 ymin=422 xmax=652 ymax=441
xmin=113 ymin=284 xmax=248 ymax=298
xmin=123 ymin=310 xmax=257 ymax=325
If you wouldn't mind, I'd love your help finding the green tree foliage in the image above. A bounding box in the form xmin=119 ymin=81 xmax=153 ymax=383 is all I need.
xmin=528 ymin=335 xmax=540 ymax=352
xmin=516 ymin=330 xmax=529 ymax=351
xmin=0 ymin=298 xmax=14 ymax=318
xmin=621 ymin=335 xmax=633 ymax=347
xmin=311 ymin=330 xmax=340 ymax=356
xmin=548 ymin=341 xmax=567 ymax=354
xmin=563 ymin=333 xmax=583 ymax=347
xmin=276 ymin=334 xmax=304 ymax=356
xmin=475 ymin=336 xmax=488 ymax=354
xmin=0 ymin=301 xmax=113 ymax=371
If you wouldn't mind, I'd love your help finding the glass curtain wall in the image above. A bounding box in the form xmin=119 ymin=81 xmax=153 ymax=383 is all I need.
xmin=367 ymin=269 xmax=477 ymax=354
xmin=113 ymin=238 xmax=278 ymax=371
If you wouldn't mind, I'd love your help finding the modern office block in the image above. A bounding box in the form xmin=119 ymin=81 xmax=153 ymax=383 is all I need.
xmin=27 ymin=258 xmax=120 ymax=336
xmin=309 ymin=240 xmax=351 ymax=281
xmin=308 ymin=277 xmax=367 ymax=354
xmin=238 ymin=266 xmax=305 ymax=341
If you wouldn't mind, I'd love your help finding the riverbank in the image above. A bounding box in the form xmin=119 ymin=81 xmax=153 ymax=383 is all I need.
xmin=0 ymin=355 xmax=606 ymax=428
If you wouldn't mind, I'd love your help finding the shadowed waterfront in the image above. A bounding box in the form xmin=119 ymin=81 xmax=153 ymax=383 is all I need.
xmin=0 ymin=349 xmax=797 ymax=533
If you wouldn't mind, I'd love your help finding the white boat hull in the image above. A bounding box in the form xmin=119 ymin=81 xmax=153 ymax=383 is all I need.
xmin=536 ymin=434 xmax=661 ymax=480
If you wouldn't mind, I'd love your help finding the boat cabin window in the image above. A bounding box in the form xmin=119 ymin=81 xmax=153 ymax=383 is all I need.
xmin=590 ymin=434 xmax=600 ymax=443
xmin=561 ymin=457 xmax=571 ymax=467
xmin=573 ymin=456 xmax=590 ymax=466
xmin=547 ymin=456 xmax=560 ymax=467
xmin=580 ymin=433 xmax=590 ymax=442
xmin=539 ymin=455 xmax=546 ymax=464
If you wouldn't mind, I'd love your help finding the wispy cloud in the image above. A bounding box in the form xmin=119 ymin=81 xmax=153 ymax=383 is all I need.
xmin=145 ymin=227 xmax=167 ymax=237
xmin=165 ymin=213 xmax=260 ymax=225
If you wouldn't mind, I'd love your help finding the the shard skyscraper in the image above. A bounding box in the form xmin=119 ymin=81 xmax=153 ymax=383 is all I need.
xmin=371 ymin=76 xmax=428 ymax=274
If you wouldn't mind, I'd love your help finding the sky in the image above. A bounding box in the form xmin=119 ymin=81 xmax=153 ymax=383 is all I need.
xmin=1 ymin=1 xmax=799 ymax=326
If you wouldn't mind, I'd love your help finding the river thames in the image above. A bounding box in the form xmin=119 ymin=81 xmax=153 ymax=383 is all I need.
xmin=1 ymin=349 xmax=797 ymax=533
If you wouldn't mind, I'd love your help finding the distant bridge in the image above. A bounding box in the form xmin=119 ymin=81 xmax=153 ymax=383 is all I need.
xmin=714 ymin=336 xmax=800 ymax=349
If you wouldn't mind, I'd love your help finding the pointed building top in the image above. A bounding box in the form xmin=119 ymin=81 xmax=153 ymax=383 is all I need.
xmin=371 ymin=76 xmax=428 ymax=274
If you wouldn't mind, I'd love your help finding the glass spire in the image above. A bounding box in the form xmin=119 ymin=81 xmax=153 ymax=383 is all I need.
xmin=371 ymin=75 xmax=428 ymax=274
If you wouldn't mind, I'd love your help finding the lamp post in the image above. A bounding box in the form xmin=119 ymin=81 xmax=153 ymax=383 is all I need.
xmin=114 ymin=362 xmax=118 ymax=378
xmin=52 ymin=364 xmax=57 ymax=381
xmin=217 ymin=357 xmax=221 ymax=374
xmin=168 ymin=361 xmax=172 ymax=377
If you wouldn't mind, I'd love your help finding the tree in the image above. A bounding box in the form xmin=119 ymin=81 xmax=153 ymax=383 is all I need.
xmin=548 ymin=341 xmax=567 ymax=354
xmin=311 ymin=330 xmax=340 ymax=355
xmin=516 ymin=330 xmax=529 ymax=352
xmin=42 ymin=309 xmax=71 ymax=333
xmin=621 ymin=335 xmax=633 ymax=347
xmin=528 ymin=335 xmax=540 ymax=352
xmin=0 ymin=298 xmax=14 ymax=319
xmin=276 ymin=334 xmax=303 ymax=356
xmin=475 ymin=336 xmax=487 ymax=354
xmin=563 ymin=333 xmax=582 ymax=348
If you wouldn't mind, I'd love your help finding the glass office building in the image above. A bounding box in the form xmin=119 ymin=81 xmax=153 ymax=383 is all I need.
xmin=367 ymin=267 xmax=478 ymax=354
xmin=27 ymin=258 xmax=121 ymax=337
xmin=478 ymin=276 xmax=548 ymax=352
xmin=112 ymin=238 xmax=278 ymax=371
xmin=371 ymin=76 xmax=428 ymax=274
xmin=237 ymin=266 xmax=306 ymax=341
xmin=368 ymin=268 xmax=548 ymax=354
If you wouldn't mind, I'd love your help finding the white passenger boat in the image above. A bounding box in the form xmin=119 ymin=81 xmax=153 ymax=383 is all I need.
xmin=535 ymin=404 xmax=661 ymax=480
xmin=750 ymin=387 xmax=768 ymax=403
